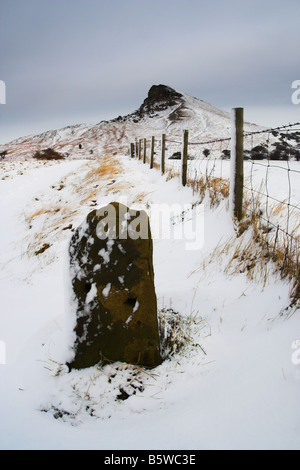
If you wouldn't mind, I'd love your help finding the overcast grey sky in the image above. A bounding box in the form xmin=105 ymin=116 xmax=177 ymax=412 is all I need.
xmin=0 ymin=0 xmax=299 ymax=143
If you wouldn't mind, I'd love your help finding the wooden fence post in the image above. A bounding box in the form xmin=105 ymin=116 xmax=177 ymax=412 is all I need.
xmin=130 ymin=143 xmax=135 ymax=159
xmin=161 ymin=133 xmax=166 ymax=175
xmin=135 ymin=141 xmax=138 ymax=159
xmin=181 ymin=130 xmax=189 ymax=186
xmin=138 ymin=139 xmax=142 ymax=160
xmin=150 ymin=136 xmax=155 ymax=169
xmin=230 ymin=107 xmax=244 ymax=221
xmin=143 ymin=138 xmax=147 ymax=164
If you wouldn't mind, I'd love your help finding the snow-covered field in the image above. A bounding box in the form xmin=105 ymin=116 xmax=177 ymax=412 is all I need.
xmin=0 ymin=155 xmax=300 ymax=450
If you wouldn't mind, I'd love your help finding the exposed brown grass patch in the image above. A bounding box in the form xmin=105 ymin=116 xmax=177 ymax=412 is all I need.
xmin=25 ymin=156 xmax=124 ymax=263
xmin=165 ymin=168 xmax=180 ymax=181
xmin=187 ymin=176 xmax=230 ymax=206
xmin=86 ymin=157 xmax=120 ymax=181
xmin=28 ymin=207 xmax=61 ymax=222
xmin=152 ymin=162 xmax=160 ymax=171
xmin=165 ymin=165 xmax=230 ymax=207
xmin=232 ymin=199 xmax=300 ymax=312
xmin=107 ymin=183 xmax=132 ymax=192
xmin=81 ymin=189 xmax=99 ymax=204
xmin=134 ymin=192 xmax=149 ymax=203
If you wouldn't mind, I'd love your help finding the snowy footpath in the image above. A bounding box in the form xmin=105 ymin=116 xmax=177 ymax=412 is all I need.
xmin=0 ymin=156 xmax=299 ymax=450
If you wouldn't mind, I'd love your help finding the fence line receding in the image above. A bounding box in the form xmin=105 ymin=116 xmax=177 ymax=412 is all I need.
xmin=129 ymin=114 xmax=300 ymax=268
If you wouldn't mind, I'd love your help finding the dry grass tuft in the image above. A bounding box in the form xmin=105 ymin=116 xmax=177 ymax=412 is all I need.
xmin=81 ymin=189 xmax=99 ymax=204
xmin=28 ymin=207 xmax=61 ymax=222
xmin=24 ymin=156 xmax=122 ymax=263
xmin=188 ymin=175 xmax=230 ymax=207
xmin=86 ymin=157 xmax=120 ymax=181
xmin=230 ymin=196 xmax=300 ymax=311
xmin=158 ymin=308 xmax=207 ymax=360
xmin=164 ymin=164 xmax=229 ymax=208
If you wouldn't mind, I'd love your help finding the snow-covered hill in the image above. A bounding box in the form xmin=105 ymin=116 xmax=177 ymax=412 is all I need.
xmin=0 ymin=85 xmax=262 ymax=160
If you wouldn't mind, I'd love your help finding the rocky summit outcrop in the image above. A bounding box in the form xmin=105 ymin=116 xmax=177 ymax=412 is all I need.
xmin=68 ymin=202 xmax=162 ymax=370
xmin=136 ymin=84 xmax=184 ymax=117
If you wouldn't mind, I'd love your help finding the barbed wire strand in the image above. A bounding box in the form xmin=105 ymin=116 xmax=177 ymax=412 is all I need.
xmin=133 ymin=121 xmax=300 ymax=273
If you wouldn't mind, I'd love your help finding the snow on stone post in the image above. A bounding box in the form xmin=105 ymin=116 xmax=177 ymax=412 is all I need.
xmin=67 ymin=202 xmax=162 ymax=370
xmin=230 ymin=108 xmax=244 ymax=221
xmin=161 ymin=133 xmax=166 ymax=175
xmin=181 ymin=129 xmax=189 ymax=187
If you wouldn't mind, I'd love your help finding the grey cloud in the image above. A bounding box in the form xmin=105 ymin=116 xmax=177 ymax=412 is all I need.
xmin=0 ymin=0 xmax=299 ymax=142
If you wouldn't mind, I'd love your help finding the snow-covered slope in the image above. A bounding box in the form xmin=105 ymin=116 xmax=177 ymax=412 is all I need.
xmin=0 ymin=85 xmax=262 ymax=160
xmin=0 ymin=154 xmax=299 ymax=450
xmin=0 ymin=85 xmax=299 ymax=450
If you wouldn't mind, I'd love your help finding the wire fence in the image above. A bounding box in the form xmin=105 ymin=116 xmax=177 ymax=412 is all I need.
xmin=129 ymin=120 xmax=300 ymax=271
xmin=131 ymin=133 xmax=232 ymax=197
xmin=165 ymin=134 xmax=232 ymax=183
xmin=242 ymin=123 xmax=300 ymax=274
